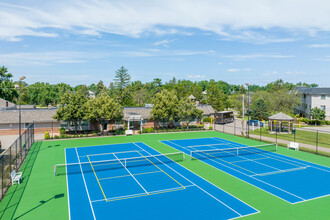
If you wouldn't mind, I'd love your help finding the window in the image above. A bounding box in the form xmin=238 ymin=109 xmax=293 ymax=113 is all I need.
xmin=24 ymin=123 xmax=30 ymax=128
xmin=321 ymin=105 xmax=326 ymax=111
xmin=321 ymin=95 xmax=326 ymax=100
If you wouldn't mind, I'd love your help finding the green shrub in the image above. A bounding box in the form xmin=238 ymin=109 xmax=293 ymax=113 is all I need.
xmin=54 ymin=135 xmax=60 ymax=139
xmin=147 ymin=127 xmax=154 ymax=133
xmin=44 ymin=131 xmax=50 ymax=139
xmin=203 ymin=117 xmax=211 ymax=123
xmin=209 ymin=126 xmax=213 ymax=130
xmin=60 ymin=134 xmax=66 ymax=138
xmin=59 ymin=127 xmax=66 ymax=135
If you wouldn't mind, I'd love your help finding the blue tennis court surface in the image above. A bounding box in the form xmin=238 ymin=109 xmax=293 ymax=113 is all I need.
xmin=161 ymin=137 xmax=330 ymax=204
xmin=64 ymin=142 xmax=258 ymax=219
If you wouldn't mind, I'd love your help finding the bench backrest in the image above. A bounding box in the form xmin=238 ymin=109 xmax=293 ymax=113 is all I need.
xmin=290 ymin=142 xmax=299 ymax=147
xmin=11 ymin=170 xmax=16 ymax=178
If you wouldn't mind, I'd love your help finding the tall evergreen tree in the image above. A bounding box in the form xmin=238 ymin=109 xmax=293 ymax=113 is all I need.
xmin=114 ymin=66 xmax=131 ymax=105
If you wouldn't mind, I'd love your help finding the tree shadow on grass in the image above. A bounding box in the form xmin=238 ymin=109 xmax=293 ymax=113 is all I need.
xmin=0 ymin=142 xmax=41 ymax=219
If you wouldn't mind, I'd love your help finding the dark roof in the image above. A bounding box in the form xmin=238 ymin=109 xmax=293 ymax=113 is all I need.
xmin=296 ymin=87 xmax=330 ymax=95
xmin=0 ymin=98 xmax=16 ymax=110
xmin=0 ymin=109 xmax=57 ymax=124
xmin=268 ymin=112 xmax=294 ymax=121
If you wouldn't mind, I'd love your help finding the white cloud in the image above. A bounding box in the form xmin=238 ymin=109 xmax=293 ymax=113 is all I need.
xmin=227 ymin=68 xmax=252 ymax=72
xmin=154 ymin=40 xmax=169 ymax=47
xmin=285 ymin=71 xmax=305 ymax=75
xmin=187 ymin=74 xmax=206 ymax=79
xmin=1 ymin=0 xmax=330 ymax=41
xmin=261 ymin=71 xmax=279 ymax=76
xmin=0 ymin=49 xmax=214 ymax=66
xmin=0 ymin=51 xmax=99 ymax=66
xmin=223 ymin=53 xmax=295 ymax=60
xmin=308 ymin=44 xmax=330 ymax=48
xmin=315 ymin=56 xmax=330 ymax=61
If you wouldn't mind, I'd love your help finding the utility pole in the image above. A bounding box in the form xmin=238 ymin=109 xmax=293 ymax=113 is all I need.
xmin=245 ymin=83 xmax=250 ymax=138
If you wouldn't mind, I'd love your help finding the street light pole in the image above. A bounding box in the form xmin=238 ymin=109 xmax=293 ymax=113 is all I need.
xmin=18 ymin=76 xmax=26 ymax=155
xmin=245 ymin=83 xmax=250 ymax=138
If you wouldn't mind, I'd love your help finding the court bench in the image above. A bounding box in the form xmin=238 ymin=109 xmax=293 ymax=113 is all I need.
xmin=125 ymin=130 xmax=133 ymax=136
xmin=11 ymin=170 xmax=23 ymax=185
xmin=287 ymin=142 xmax=299 ymax=151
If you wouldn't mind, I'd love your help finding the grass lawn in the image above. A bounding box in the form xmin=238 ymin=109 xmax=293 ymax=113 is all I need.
xmin=0 ymin=131 xmax=329 ymax=219
xmin=250 ymin=127 xmax=330 ymax=149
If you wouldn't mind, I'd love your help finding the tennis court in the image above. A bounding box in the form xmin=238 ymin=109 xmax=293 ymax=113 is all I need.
xmin=161 ymin=137 xmax=330 ymax=204
xmin=61 ymin=142 xmax=258 ymax=219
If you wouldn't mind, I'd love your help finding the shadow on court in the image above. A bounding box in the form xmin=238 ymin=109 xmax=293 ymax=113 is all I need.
xmin=0 ymin=142 xmax=41 ymax=220
xmin=14 ymin=193 xmax=64 ymax=220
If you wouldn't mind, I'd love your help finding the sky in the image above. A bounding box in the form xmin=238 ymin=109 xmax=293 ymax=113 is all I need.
xmin=1 ymin=0 xmax=330 ymax=87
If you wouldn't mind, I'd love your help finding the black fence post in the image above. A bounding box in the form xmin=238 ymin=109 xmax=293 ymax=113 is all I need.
xmin=15 ymin=140 xmax=17 ymax=171
xmin=1 ymin=157 xmax=3 ymax=200
xmin=316 ymin=130 xmax=319 ymax=154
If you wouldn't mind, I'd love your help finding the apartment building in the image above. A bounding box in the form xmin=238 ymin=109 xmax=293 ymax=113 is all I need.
xmin=295 ymin=87 xmax=330 ymax=120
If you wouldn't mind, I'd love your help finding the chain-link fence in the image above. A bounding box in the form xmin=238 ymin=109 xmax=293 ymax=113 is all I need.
xmin=215 ymin=120 xmax=330 ymax=157
xmin=0 ymin=123 xmax=35 ymax=200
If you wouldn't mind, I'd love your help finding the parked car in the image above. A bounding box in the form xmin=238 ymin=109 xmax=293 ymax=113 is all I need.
xmin=247 ymin=119 xmax=264 ymax=127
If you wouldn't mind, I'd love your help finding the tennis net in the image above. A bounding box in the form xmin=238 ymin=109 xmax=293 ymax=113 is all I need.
xmin=54 ymin=152 xmax=184 ymax=176
xmin=190 ymin=144 xmax=277 ymax=160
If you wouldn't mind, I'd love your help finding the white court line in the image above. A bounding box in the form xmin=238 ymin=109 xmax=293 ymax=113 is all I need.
xmin=250 ymin=166 xmax=310 ymax=177
xmin=204 ymin=144 xmax=286 ymax=174
xmin=138 ymin=142 xmax=256 ymax=218
xmin=292 ymin=193 xmax=330 ymax=204
xmin=75 ymin=148 xmax=96 ymax=220
xmin=187 ymin=143 xmax=228 ymax=148
xmin=112 ymin=153 xmax=149 ymax=195
xmin=79 ymin=150 xmax=144 ymax=158
xmin=98 ymin=170 xmax=162 ymax=181
xmin=65 ymin=150 xmax=71 ymax=220
xmin=166 ymin=140 xmax=305 ymax=203
xmin=212 ymin=137 xmax=330 ymax=173
xmin=91 ymin=185 xmax=194 ymax=203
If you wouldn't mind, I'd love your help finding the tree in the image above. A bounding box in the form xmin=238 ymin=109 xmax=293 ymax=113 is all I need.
xmin=251 ymin=98 xmax=270 ymax=120
xmin=53 ymin=91 xmax=87 ymax=133
xmin=0 ymin=67 xmax=18 ymax=102
xmin=151 ymin=90 xmax=180 ymax=128
xmin=74 ymin=85 xmax=89 ymax=98
xmin=206 ymin=82 xmax=228 ymax=111
xmin=95 ymin=80 xmax=107 ymax=97
xmin=114 ymin=66 xmax=131 ymax=104
xmin=310 ymin=107 xmax=326 ymax=120
xmin=84 ymin=93 xmax=123 ymax=134
xmin=179 ymin=98 xmax=203 ymax=129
